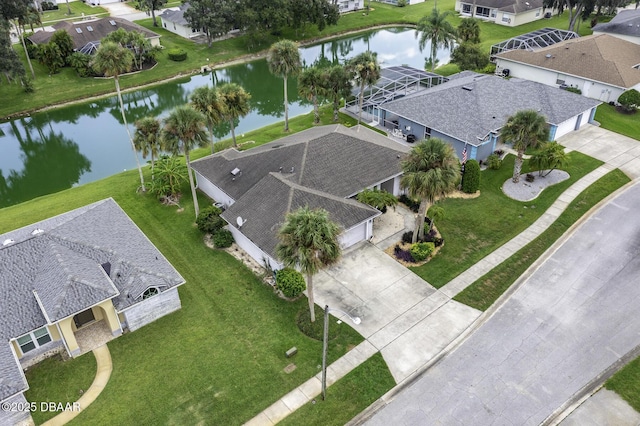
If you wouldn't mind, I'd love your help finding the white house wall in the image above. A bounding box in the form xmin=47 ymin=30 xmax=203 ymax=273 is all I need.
xmin=336 ymin=0 xmax=364 ymax=12
xmin=510 ymin=8 xmax=544 ymax=26
xmin=195 ymin=171 xmax=235 ymax=208
xmin=160 ymin=18 xmax=203 ymax=39
xmin=121 ymin=287 xmax=182 ymax=332
xmin=554 ymin=109 xmax=590 ymax=139
xmin=495 ymin=59 xmax=628 ymax=102
xmin=339 ymin=221 xmax=369 ymax=248
xmin=227 ymin=225 xmax=282 ymax=271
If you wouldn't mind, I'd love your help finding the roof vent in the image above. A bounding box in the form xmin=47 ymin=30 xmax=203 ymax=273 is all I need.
xmin=31 ymin=228 xmax=44 ymax=235
xmin=2 ymin=239 xmax=15 ymax=246
xmin=110 ymin=20 xmax=117 ymax=26
xmin=75 ymin=28 xmax=82 ymax=33
xmin=462 ymin=86 xmax=473 ymax=91
xmin=231 ymin=167 xmax=241 ymax=176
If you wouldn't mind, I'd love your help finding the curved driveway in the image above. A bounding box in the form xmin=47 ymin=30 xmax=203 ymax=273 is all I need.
xmin=365 ymin=181 xmax=640 ymax=425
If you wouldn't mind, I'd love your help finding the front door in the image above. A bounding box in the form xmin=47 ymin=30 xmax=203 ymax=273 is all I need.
xmin=73 ymin=309 xmax=95 ymax=329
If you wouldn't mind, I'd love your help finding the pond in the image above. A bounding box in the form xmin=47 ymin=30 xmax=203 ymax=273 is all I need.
xmin=0 ymin=27 xmax=453 ymax=208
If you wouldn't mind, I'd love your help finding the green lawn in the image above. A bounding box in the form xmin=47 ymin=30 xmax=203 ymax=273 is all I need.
xmin=410 ymin=152 xmax=603 ymax=288
xmin=2 ymin=0 xmax=592 ymax=118
xmin=606 ymin=355 xmax=640 ymax=413
xmin=279 ymin=352 xmax=395 ymax=426
xmin=595 ymin=103 xmax=640 ymax=141
xmin=454 ymin=169 xmax=630 ymax=310
xmin=39 ymin=2 xmax=108 ymax=25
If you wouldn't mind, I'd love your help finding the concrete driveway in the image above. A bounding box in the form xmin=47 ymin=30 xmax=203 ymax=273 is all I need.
xmin=558 ymin=124 xmax=640 ymax=179
xmin=313 ymin=242 xmax=481 ymax=383
xmin=363 ymin=181 xmax=640 ymax=425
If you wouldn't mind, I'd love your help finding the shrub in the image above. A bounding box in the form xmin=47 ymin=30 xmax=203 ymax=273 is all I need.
xmin=394 ymin=246 xmax=415 ymax=262
xmin=69 ymin=52 xmax=94 ymax=77
xmin=525 ymin=173 xmax=535 ymax=182
xmin=276 ymin=268 xmax=306 ymax=298
xmin=167 ymin=48 xmax=187 ymax=62
xmin=397 ymin=0 xmax=408 ymax=6
xmin=410 ymin=242 xmax=435 ymax=262
xmin=398 ymin=194 xmax=420 ymax=212
xmin=565 ymin=86 xmax=581 ymax=94
xmin=487 ymin=153 xmax=502 ymax=170
xmin=618 ymin=89 xmax=640 ymax=112
xmin=22 ymin=77 xmax=34 ymax=93
xmin=213 ymin=229 xmax=234 ymax=248
xmin=402 ymin=231 xmax=413 ymax=244
xmin=196 ymin=206 xmax=224 ymax=233
xmin=451 ymin=43 xmax=489 ymax=71
xmin=462 ymin=159 xmax=480 ymax=193
xmin=479 ymin=63 xmax=496 ymax=75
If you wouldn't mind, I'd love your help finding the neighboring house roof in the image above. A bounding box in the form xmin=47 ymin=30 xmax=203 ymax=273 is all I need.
xmin=471 ymin=0 xmax=544 ymax=13
xmin=497 ymin=34 xmax=640 ymax=89
xmin=592 ymin=9 xmax=640 ymax=38
xmin=0 ymin=198 xmax=184 ymax=339
xmin=382 ymin=72 xmax=601 ymax=145
xmin=192 ymin=125 xmax=408 ymax=259
xmin=0 ymin=342 xmax=24 ymax=403
xmin=28 ymin=17 xmax=160 ymax=51
xmin=159 ymin=3 xmax=191 ymax=26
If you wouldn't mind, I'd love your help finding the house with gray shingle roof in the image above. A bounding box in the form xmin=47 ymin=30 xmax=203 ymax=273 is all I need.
xmin=378 ymin=71 xmax=600 ymax=162
xmin=593 ymin=9 xmax=640 ymax=45
xmin=0 ymin=199 xmax=184 ymax=425
xmin=191 ymin=125 xmax=409 ymax=270
xmin=28 ymin=17 xmax=161 ymax=54
xmin=495 ymin=34 xmax=640 ymax=103
xmin=159 ymin=3 xmax=205 ymax=39
xmin=455 ymin=0 xmax=546 ymax=26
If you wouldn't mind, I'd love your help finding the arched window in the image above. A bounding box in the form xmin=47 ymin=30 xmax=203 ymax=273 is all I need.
xmin=142 ymin=287 xmax=159 ymax=299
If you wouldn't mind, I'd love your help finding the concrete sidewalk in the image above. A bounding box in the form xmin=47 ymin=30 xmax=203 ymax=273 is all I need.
xmin=245 ymin=125 xmax=640 ymax=425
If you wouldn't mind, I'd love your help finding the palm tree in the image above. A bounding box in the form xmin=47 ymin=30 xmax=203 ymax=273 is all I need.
xmin=276 ymin=206 xmax=342 ymax=323
xmin=190 ymin=86 xmax=225 ymax=153
xmin=401 ymin=138 xmax=459 ymax=243
xmin=457 ymin=18 xmax=481 ymax=43
xmin=529 ymin=141 xmax=568 ymax=177
xmin=162 ymin=105 xmax=208 ymax=217
xmin=347 ymin=51 xmax=380 ymax=125
xmin=321 ymin=65 xmax=352 ymax=122
xmin=500 ymin=110 xmax=549 ymax=183
xmin=298 ymin=66 xmax=323 ymax=125
xmin=267 ymin=40 xmax=302 ymax=132
xmin=133 ymin=116 xmax=162 ymax=177
xmin=218 ymin=83 xmax=251 ymax=149
xmin=416 ymin=8 xmax=457 ymax=72
xmin=92 ymin=41 xmax=146 ymax=192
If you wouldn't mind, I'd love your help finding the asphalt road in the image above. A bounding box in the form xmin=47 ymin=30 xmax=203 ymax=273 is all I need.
xmin=364 ymin=182 xmax=640 ymax=425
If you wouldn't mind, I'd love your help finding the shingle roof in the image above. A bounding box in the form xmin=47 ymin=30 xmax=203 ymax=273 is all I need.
xmin=592 ymin=9 xmax=640 ymax=38
xmin=159 ymin=3 xmax=191 ymax=26
xmin=473 ymin=0 xmax=544 ymax=13
xmin=0 ymin=342 xmax=25 ymax=403
xmin=0 ymin=199 xmax=185 ymax=401
xmin=28 ymin=17 xmax=160 ymax=50
xmin=497 ymin=34 xmax=640 ymax=88
xmin=191 ymin=124 xmax=408 ymax=199
xmin=221 ymin=173 xmax=380 ymax=259
xmin=381 ymin=72 xmax=601 ymax=145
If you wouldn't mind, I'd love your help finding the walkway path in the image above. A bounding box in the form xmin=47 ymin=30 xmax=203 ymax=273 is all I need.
xmin=245 ymin=125 xmax=640 ymax=425
xmin=41 ymin=345 xmax=112 ymax=426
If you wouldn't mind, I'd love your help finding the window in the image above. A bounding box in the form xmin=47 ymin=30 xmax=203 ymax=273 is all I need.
xmin=17 ymin=327 xmax=52 ymax=355
xmin=502 ymin=14 xmax=511 ymax=22
xmin=143 ymin=287 xmax=159 ymax=299
xmin=476 ymin=7 xmax=490 ymax=17
xmin=462 ymin=4 xmax=471 ymax=14
xmin=490 ymin=9 xmax=497 ymax=17
xmin=556 ymin=74 xmax=566 ymax=85
xmin=425 ymin=127 xmax=432 ymax=138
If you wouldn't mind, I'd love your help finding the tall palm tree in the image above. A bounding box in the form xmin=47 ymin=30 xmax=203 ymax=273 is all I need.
xmin=416 ymin=8 xmax=457 ymax=72
xmin=298 ymin=66 xmax=323 ymax=125
xmin=267 ymin=40 xmax=302 ymax=132
xmin=500 ymin=110 xmax=549 ymax=183
xmin=162 ymin=105 xmax=208 ymax=217
xmin=347 ymin=51 xmax=380 ymax=125
xmin=276 ymin=206 xmax=342 ymax=323
xmin=401 ymin=138 xmax=459 ymax=243
xmin=190 ymin=85 xmax=225 ymax=153
xmin=133 ymin=116 xmax=162 ymax=177
xmin=218 ymin=83 xmax=251 ymax=149
xmin=321 ymin=65 xmax=352 ymax=122
xmin=92 ymin=41 xmax=146 ymax=192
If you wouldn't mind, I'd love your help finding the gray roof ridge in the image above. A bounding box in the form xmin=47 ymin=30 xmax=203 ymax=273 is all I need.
xmin=0 ymin=199 xmax=111 ymax=245
xmin=119 ymin=259 xmax=184 ymax=285
xmin=296 ymin=137 xmax=311 ymax=185
xmin=269 ymin=172 xmax=379 ymax=214
xmin=336 ymin=124 xmax=411 ymax=153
